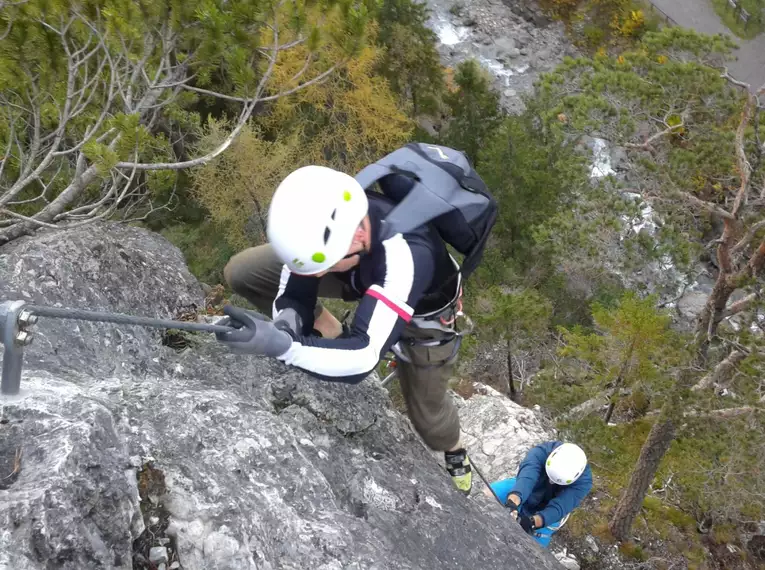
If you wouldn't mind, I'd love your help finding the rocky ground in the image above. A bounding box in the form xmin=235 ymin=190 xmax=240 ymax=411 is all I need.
xmin=423 ymin=0 xmax=579 ymax=113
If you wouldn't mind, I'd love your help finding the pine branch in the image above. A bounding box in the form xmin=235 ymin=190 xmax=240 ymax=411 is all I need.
xmin=732 ymin=220 xmax=765 ymax=255
xmin=721 ymin=292 xmax=759 ymax=319
xmin=732 ymin=95 xmax=755 ymax=218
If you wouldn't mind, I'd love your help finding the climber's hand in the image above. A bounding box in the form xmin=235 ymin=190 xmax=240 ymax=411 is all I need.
xmin=506 ymin=493 xmax=521 ymax=510
xmin=215 ymin=305 xmax=292 ymax=357
xmin=505 ymin=493 xmax=521 ymax=519
xmin=518 ymin=515 xmax=536 ymax=535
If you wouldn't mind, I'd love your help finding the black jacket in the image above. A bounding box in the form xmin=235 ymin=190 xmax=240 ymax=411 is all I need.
xmin=274 ymin=194 xmax=454 ymax=383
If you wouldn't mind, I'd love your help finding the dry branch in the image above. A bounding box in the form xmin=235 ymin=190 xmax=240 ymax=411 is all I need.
xmin=0 ymin=5 xmax=348 ymax=243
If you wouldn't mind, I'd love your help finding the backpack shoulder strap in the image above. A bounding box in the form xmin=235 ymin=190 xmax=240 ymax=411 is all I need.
xmin=354 ymin=163 xmax=395 ymax=191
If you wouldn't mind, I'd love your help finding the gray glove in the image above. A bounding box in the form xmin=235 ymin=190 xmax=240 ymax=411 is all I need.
xmin=215 ymin=305 xmax=292 ymax=357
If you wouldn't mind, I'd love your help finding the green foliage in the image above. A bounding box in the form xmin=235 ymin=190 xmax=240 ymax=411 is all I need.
xmin=473 ymin=94 xmax=635 ymax=329
xmin=192 ymin=121 xmax=303 ymax=248
xmin=552 ymin=415 xmax=707 ymax=558
xmin=666 ymin=414 xmax=765 ymax=524
xmin=374 ymin=0 xmax=445 ymax=115
xmin=557 ymin=291 xmax=689 ymax=414
xmin=532 ymin=289 xmax=764 ymax=561
xmin=82 ymin=140 xmax=120 ymax=176
xmin=192 ymin=33 xmax=412 ymax=248
xmin=454 ymin=61 xmax=649 ymax=334
xmin=524 ymin=27 xmax=765 ymax=388
xmin=155 ymin=0 xmax=438 ymax=257
xmin=473 ymin=287 xmax=554 ymax=347
xmin=0 ymin=0 xmax=378 ymax=231
xmin=160 ymin=220 xmax=238 ymax=285
xmin=439 ymin=60 xmax=502 ymax=167
xmin=478 ymin=100 xmax=589 ymax=264
xmin=522 ymin=28 xmax=745 ymax=290
xmin=564 ymin=414 xmax=653 ymax=489
xmin=613 ymin=387 xmax=650 ymax=418
xmin=524 ymin=371 xmax=598 ymax=416
xmin=540 ymin=0 xmax=656 ymax=50
xmin=619 ymin=541 xmax=648 ymax=561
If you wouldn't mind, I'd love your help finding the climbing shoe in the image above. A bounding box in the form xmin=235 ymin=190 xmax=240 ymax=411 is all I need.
xmin=445 ymin=448 xmax=472 ymax=495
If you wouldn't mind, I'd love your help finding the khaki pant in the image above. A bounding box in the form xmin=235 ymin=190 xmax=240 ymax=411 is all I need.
xmin=224 ymin=244 xmax=462 ymax=451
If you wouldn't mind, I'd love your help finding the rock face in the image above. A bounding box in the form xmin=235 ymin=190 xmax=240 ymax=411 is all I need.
xmin=454 ymin=383 xmax=555 ymax=484
xmin=0 ymin=223 xmax=563 ymax=570
xmin=0 ymin=223 xmax=202 ymax=379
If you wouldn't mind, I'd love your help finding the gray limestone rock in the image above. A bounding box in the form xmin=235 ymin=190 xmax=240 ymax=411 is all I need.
xmin=493 ymin=37 xmax=516 ymax=55
xmin=149 ymin=546 xmax=169 ymax=565
xmin=0 ymin=373 xmax=142 ymax=570
xmin=677 ymin=290 xmax=710 ymax=322
xmin=455 ymin=383 xmax=555 ymax=484
xmin=554 ymin=549 xmax=581 ymax=570
xmin=0 ymin=222 xmax=203 ymax=380
xmin=0 ymin=223 xmax=563 ymax=570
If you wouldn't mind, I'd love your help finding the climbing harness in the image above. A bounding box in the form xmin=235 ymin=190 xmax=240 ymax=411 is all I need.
xmin=383 ymin=275 xmax=475 ymax=380
xmin=0 ymin=300 xmax=236 ymax=396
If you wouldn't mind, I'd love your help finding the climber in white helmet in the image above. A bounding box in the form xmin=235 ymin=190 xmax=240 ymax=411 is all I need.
xmin=488 ymin=441 xmax=593 ymax=548
xmin=216 ymin=163 xmax=474 ymax=494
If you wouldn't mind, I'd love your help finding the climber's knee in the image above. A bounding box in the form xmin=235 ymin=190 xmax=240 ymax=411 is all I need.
xmin=223 ymin=244 xmax=283 ymax=314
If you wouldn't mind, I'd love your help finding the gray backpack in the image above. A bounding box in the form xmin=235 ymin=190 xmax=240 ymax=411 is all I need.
xmin=354 ymin=142 xmax=497 ymax=287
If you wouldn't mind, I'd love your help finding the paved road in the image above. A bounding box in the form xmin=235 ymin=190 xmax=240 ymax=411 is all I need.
xmin=650 ymin=0 xmax=765 ymax=91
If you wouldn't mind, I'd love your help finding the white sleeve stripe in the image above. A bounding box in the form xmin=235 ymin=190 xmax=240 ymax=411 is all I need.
xmin=382 ymin=235 xmax=416 ymax=304
xmin=276 ymin=234 xmax=416 ymax=378
xmin=272 ymin=264 xmax=292 ymax=319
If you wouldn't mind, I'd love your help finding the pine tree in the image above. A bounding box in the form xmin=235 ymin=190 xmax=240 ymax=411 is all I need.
xmin=0 ymin=0 xmax=376 ymax=243
xmin=440 ymin=60 xmax=502 ymax=167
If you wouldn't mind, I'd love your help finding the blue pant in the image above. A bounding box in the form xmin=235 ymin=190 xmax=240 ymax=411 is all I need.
xmin=489 ymin=477 xmax=566 ymax=548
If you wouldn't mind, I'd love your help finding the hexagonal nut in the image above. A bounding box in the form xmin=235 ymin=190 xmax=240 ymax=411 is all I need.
xmin=18 ymin=310 xmax=38 ymax=327
xmin=15 ymin=330 xmax=33 ymax=346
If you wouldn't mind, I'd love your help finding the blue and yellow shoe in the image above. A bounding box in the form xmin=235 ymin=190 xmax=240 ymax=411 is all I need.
xmin=445 ymin=448 xmax=472 ymax=495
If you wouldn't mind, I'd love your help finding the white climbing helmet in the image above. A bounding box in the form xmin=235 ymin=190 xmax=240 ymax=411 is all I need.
xmin=546 ymin=443 xmax=588 ymax=485
xmin=267 ymin=165 xmax=369 ymax=275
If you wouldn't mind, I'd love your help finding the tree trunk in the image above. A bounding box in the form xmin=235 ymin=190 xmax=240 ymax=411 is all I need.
xmin=563 ymin=391 xmax=609 ymax=421
xmin=686 ymin=406 xmax=757 ymax=419
xmin=694 ymin=275 xmax=736 ymax=360
xmin=609 ymin=369 xmax=695 ymax=541
xmin=506 ymin=338 xmax=517 ymax=401
xmin=609 ymin=414 xmax=676 ymax=540
xmin=253 ymin=197 xmax=268 ymax=241
xmin=0 ymin=162 xmax=101 ymax=244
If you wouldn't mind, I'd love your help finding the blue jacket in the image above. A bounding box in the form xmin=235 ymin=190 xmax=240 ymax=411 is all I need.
xmin=511 ymin=441 xmax=593 ymax=527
